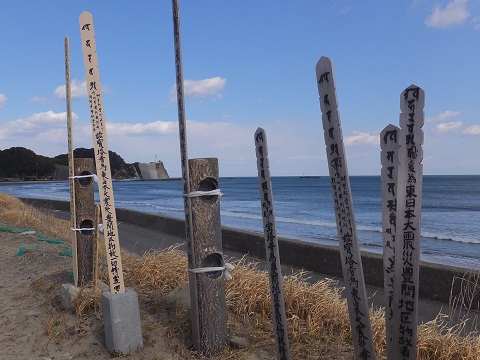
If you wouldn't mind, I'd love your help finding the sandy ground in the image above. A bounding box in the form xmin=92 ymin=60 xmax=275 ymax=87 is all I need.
xmin=0 ymin=231 xmax=188 ymax=360
xmin=0 ymin=230 xmax=276 ymax=360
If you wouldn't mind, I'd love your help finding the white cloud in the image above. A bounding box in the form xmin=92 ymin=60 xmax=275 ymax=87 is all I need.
xmin=434 ymin=121 xmax=462 ymax=133
xmin=464 ymin=124 xmax=480 ymax=135
xmin=11 ymin=111 xmax=66 ymax=131
xmin=344 ymin=131 xmax=379 ymax=146
xmin=0 ymin=111 xmax=79 ymax=140
xmin=31 ymin=96 xmax=50 ymax=103
xmin=473 ymin=15 xmax=480 ymax=30
xmin=0 ymin=93 xmax=7 ymax=108
xmin=106 ymin=120 xmax=177 ymax=136
xmin=169 ymin=77 xmax=226 ymax=102
xmin=0 ymin=110 xmax=85 ymax=157
xmin=53 ymin=80 xmax=88 ymax=99
xmin=427 ymin=110 xmax=460 ymax=122
xmin=425 ymin=0 xmax=470 ymax=28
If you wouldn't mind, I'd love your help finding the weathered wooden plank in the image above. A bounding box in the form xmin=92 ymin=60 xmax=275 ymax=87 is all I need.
xmin=64 ymin=36 xmax=78 ymax=286
xmin=79 ymin=11 xmax=125 ymax=294
xmin=391 ymin=85 xmax=425 ymax=360
xmin=254 ymin=128 xmax=291 ymax=360
xmin=380 ymin=124 xmax=400 ymax=359
xmin=316 ymin=56 xmax=377 ymax=360
xmin=170 ymin=0 xmax=201 ymax=348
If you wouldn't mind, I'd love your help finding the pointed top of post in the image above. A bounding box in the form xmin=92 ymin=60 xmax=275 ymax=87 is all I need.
xmin=254 ymin=128 xmax=267 ymax=151
xmin=79 ymin=11 xmax=94 ymax=32
xmin=400 ymin=84 xmax=425 ymax=114
xmin=380 ymin=123 xmax=400 ymax=137
xmin=80 ymin=10 xmax=92 ymax=18
xmin=315 ymin=56 xmax=333 ymax=78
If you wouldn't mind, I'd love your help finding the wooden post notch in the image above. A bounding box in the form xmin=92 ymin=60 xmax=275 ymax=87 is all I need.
xmin=73 ymin=158 xmax=96 ymax=286
xmin=187 ymin=157 xmax=228 ymax=357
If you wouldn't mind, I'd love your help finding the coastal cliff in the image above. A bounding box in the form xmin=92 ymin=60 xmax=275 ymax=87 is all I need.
xmin=133 ymin=161 xmax=170 ymax=180
xmin=0 ymin=147 xmax=170 ymax=181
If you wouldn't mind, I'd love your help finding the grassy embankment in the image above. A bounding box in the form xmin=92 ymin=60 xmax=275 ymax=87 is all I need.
xmin=0 ymin=192 xmax=478 ymax=359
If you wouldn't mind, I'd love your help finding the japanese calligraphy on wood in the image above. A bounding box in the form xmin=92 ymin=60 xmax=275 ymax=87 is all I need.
xmin=254 ymin=128 xmax=291 ymax=360
xmin=380 ymin=124 xmax=400 ymax=359
xmin=391 ymin=85 xmax=424 ymax=360
xmin=64 ymin=36 xmax=78 ymax=286
xmin=316 ymin=56 xmax=376 ymax=360
xmin=79 ymin=11 xmax=125 ymax=294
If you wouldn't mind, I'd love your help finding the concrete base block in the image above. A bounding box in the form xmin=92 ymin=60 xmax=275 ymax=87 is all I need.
xmin=60 ymin=283 xmax=80 ymax=312
xmin=102 ymin=288 xmax=143 ymax=355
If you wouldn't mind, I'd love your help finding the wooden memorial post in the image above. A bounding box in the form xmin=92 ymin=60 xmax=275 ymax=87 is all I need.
xmin=64 ymin=36 xmax=79 ymax=286
xmin=171 ymin=0 xmax=221 ymax=354
xmin=73 ymin=158 xmax=97 ymax=286
xmin=187 ymin=158 xmax=228 ymax=356
xmin=79 ymin=11 xmax=125 ymax=294
xmin=380 ymin=124 xmax=400 ymax=359
xmin=316 ymin=56 xmax=377 ymax=360
xmin=254 ymin=128 xmax=291 ymax=360
xmin=391 ymin=85 xmax=424 ymax=360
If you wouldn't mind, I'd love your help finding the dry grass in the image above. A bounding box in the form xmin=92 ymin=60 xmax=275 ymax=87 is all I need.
xmin=417 ymin=314 xmax=480 ymax=360
xmin=1 ymin=192 xmax=479 ymax=359
xmin=0 ymin=193 xmax=70 ymax=240
xmin=121 ymin=248 xmax=189 ymax=299
xmin=448 ymin=267 xmax=480 ymax=334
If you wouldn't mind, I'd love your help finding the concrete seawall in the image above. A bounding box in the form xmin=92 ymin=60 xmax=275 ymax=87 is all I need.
xmin=22 ymin=198 xmax=479 ymax=308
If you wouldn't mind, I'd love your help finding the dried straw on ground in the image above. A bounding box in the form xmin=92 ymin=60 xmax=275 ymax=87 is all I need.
xmin=0 ymin=192 xmax=479 ymax=359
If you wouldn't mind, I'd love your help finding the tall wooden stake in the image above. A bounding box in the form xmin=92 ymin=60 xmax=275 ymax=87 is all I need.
xmin=391 ymin=85 xmax=424 ymax=360
xmin=171 ymin=0 xmax=200 ymax=346
xmin=254 ymin=128 xmax=291 ymax=360
xmin=380 ymin=124 xmax=400 ymax=359
xmin=64 ymin=36 xmax=78 ymax=286
xmin=316 ymin=56 xmax=376 ymax=360
xmin=79 ymin=11 xmax=125 ymax=294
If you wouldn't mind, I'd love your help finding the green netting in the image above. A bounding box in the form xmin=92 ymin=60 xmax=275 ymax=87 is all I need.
xmin=16 ymin=245 xmax=29 ymax=256
xmin=0 ymin=226 xmax=33 ymax=234
xmin=67 ymin=270 xmax=74 ymax=283
xmin=37 ymin=236 xmax=64 ymax=244
xmin=59 ymin=245 xmax=73 ymax=257
xmin=3 ymin=226 xmax=72 ymax=257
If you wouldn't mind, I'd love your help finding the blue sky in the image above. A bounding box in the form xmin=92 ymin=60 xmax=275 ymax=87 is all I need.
xmin=1 ymin=0 xmax=480 ymax=177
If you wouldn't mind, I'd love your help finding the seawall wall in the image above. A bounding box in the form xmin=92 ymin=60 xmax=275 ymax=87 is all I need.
xmin=21 ymin=197 xmax=479 ymax=308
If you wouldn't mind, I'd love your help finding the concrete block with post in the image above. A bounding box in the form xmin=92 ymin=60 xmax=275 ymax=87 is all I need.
xmin=79 ymin=10 xmax=143 ymax=355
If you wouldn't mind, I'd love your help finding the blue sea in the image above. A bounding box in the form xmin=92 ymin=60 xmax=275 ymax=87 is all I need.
xmin=0 ymin=176 xmax=479 ymax=269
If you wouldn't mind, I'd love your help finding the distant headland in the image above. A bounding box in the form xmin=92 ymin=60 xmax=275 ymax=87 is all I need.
xmin=0 ymin=147 xmax=169 ymax=182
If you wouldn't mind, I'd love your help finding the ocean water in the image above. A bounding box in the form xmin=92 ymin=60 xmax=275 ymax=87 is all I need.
xmin=0 ymin=175 xmax=479 ymax=269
